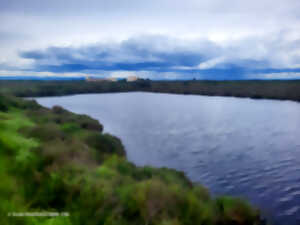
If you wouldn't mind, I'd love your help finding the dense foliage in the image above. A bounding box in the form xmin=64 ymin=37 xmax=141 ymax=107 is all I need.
xmin=0 ymin=95 xmax=266 ymax=225
xmin=1 ymin=79 xmax=300 ymax=101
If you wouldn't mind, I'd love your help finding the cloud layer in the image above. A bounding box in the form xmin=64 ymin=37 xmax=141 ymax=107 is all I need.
xmin=17 ymin=34 xmax=300 ymax=79
xmin=1 ymin=0 xmax=300 ymax=79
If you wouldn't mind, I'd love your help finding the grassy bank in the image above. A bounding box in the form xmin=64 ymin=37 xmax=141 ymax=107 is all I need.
xmin=1 ymin=79 xmax=300 ymax=102
xmin=0 ymin=95 xmax=265 ymax=225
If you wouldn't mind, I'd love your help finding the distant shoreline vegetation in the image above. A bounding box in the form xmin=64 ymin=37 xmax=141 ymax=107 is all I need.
xmin=1 ymin=79 xmax=300 ymax=102
xmin=0 ymin=95 xmax=266 ymax=225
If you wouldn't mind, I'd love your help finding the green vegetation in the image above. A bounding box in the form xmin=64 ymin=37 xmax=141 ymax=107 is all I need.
xmin=1 ymin=79 xmax=300 ymax=102
xmin=0 ymin=95 xmax=265 ymax=225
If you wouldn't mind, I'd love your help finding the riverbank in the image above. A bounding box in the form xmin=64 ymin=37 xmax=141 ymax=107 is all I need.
xmin=0 ymin=94 xmax=265 ymax=225
xmin=1 ymin=80 xmax=300 ymax=102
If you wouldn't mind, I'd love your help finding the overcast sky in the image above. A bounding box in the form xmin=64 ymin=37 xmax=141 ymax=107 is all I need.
xmin=1 ymin=0 xmax=300 ymax=79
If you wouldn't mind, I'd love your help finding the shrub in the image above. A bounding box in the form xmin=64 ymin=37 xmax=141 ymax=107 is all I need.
xmin=77 ymin=114 xmax=103 ymax=132
xmin=61 ymin=123 xmax=81 ymax=134
xmin=52 ymin=105 xmax=67 ymax=114
xmin=85 ymin=133 xmax=126 ymax=156
xmin=0 ymin=95 xmax=9 ymax=112
xmin=0 ymin=102 xmax=8 ymax=112
xmin=24 ymin=123 xmax=66 ymax=142
xmin=215 ymin=197 xmax=260 ymax=225
xmin=20 ymin=99 xmax=42 ymax=110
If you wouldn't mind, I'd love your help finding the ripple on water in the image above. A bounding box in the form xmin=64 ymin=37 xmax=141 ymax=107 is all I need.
xmin=207 ymin=146 xmax=219 ymax=154
xmin=237 ymin=176 xmax=253 ymax=185
xmin=190 ymin=148 xmax=202 ymax=154
xmin=277 ymin=195 xmax=294 ymax=203
xmin=242 ymin=168 xmax=263 ymax=178
xmin=198 ymin=171 xmax=211 ymax=180
xmin=272 ymin=175 xmax=295 ymax=185
xmin=290 ymin=190 xmax=300 ymax=197
xmin=262 ymin=164 xmax=285 ymax=174
xmin=235 ymin=172 xmax=251 ymax=179
xmin=227 ymin=170 xmax=238 ymax=176
xmin=253 ymin=184 xmax=269 ymax=193
xmin=224 ymin=184 xmax=235 ymax=191
xmin=281 ymin=206 xmax=300 ymax=217
xmin=282 ymin=185 xmax=298 ymax=193
xmin=191 ymin=163 xmax=205 ymax=169
xmin=215 ymin=176 xmax=231 ymax=186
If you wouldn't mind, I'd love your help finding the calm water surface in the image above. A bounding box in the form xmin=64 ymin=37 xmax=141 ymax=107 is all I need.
xmin=35 ymin=92 xmax=300 ymax=225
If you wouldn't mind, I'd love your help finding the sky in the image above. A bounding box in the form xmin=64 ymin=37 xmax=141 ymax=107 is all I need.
xmin=1 ymin=0 xmax=300 ymax=80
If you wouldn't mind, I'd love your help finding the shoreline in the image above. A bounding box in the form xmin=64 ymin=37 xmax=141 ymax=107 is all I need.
xmin=0 ymin=94 xmax=266 ymax=225
xmin=1 ymin=80 xmax=300 ymax=103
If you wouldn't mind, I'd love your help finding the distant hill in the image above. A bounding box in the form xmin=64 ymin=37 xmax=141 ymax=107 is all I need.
xmin=1 ymin=79 xmax=300 ymax=102
xmin=0 ymin=76 xmax=85 ymax=80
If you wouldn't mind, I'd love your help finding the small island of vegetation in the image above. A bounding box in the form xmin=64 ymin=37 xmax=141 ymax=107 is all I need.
xmin=0 ymin=94 xmax=266 ymax=225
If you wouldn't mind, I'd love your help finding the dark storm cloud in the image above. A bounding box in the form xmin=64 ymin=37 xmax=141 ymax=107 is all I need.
xmin=19 ymin=35 xmax=300 ymax=79
xmin=19 ymin=36 xmax=218 ymax=72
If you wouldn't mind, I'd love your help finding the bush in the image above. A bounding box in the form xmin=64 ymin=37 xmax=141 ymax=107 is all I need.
xmin=20 ymin=99 xmax=42 ymax=110
xmin=77 ymin=115 xmax=103 ymax=132
xmin=52 ymin=105 xmax=67 ymax=114
xmin=85 ymin=133 xmax=126 ymax=156
xmin=0 ymin=101 xmax=8 ymax=112
xmin=215 ymin=197 xmax=260 ymax=225
xmin=61 ymin=123 xmax=81 ymax=134
xmin=24 ymin=123 xmax=66 ymax=142
xmin=0 ymin=95 xmax=9 ymax=112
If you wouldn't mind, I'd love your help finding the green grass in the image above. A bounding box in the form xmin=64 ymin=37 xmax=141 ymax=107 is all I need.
xmin=0 ymin=109 xmax=41 ymax=225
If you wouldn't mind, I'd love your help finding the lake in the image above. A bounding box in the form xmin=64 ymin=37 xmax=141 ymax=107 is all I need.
xmin=35 ymin=92 xmax=300 ymax=225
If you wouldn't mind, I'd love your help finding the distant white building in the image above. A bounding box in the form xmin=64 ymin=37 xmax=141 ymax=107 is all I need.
xmin=85 ymin=75 xmax=105 ymax=82
xmin=86 ymin=75 xmax=138 ymax=82
xmin=106 ymin=77 xmax=117 ymax=82
xmin=126 ymin=76 xmax=138 ymax=82
xmin=85 ymin=75 xmax=118 ymax=82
